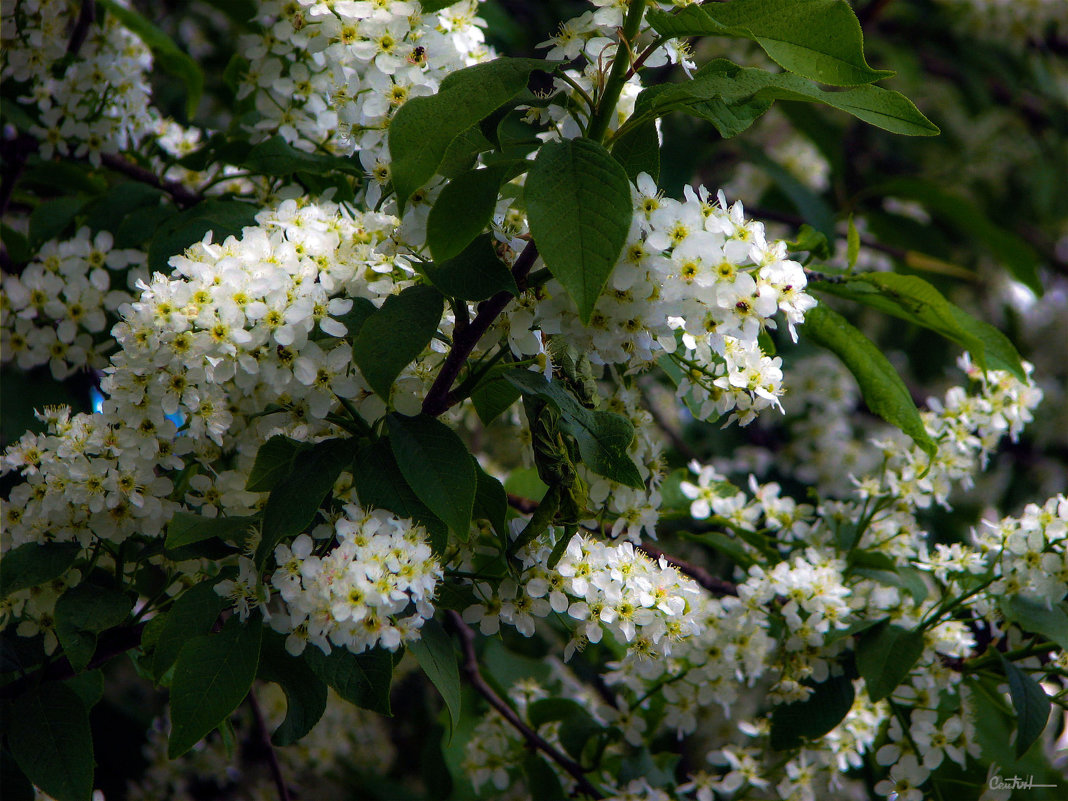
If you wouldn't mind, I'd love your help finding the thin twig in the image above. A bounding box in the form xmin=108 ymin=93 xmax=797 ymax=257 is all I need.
xmin=248 ymin=688 xmax=292 ymax=801
xmin=637 ymin=543 xmax=738 ymax=596
xmin=100 ymin=153 xmax=203 ymax=209
xmin=445 ymin=610 xmax=604 ymax=799
xmin=422 ymin=241 xmax=539 ymax=417
xmin=66 ymin=0 xmax=96 ymax=55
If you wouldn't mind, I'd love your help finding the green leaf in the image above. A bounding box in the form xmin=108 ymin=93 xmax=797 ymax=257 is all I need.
xmin=522 ymin=753 xmax=567 ymax=801
xmin=147 ymin=199 xmax=259 ymax=272
xmin=165 ymin=512 xmax=257 ymax=551
xmin=786 ymin=224 xmax=832 ymax=260
xmin=54 ymin=583 xmax=133 ymax=673
xmin=352 ymin=438 xmax=448 ymax=553
xmin=353 ymin=285 xmax=444 ymax=400
xmin=303 ymin=646 xmax=394 ymax=715
xmin=151 ymin=580 xmax=228 ymax=680
xmin=258 ymin=438 xmax=353 ymax=563
xmin=525 ymin=137 xmax=633 ymax=324
xmin=855 ymin=622 xmax=925 ymax=702
xmin=646 ymin=0 xmax=893 ymax=86
xmin=99 ymin=0 xmax=203 ymax=118
xmin=389 ymin=57 xmax=552 ymax=209
xmin=0 ymin=747 xmax=35 ymax=801
xmin=0 ymin=542 xmax=81 ymax=598
xmin=800 ymin=305 xmax=937 ymax=457
xmin=812 ymin=272 xmax=1026 ymax=380
xmin=471 ymin=374 xmax=522 ymax=424
xmin=427 ymin=167 xmax=505 ymax=262
xmin=241 ymin=135 xmax=360 ymax=177
xmin=851 ymin=566 xmax=928 ymax=605
xmin=633 ymin=61 xmax=938 ymax=137
xmin=420 ymin=235 xmax=518 ymax=302
xmin=387 ymin=414 xmax=477 ymax=535
xmin=64 ymin=671 xmax=104 ymax=710
xmin=7 ymin=683 xmax=93 ymax=801
xmin=1000 ymin=596 xmax=1068 ymax=652
xmin=82 ymin=182 xmax=165 ymax=233
xmin=610 ymin=121 xmax=661 ymax=182
xmin=474 ymin=466 xmax=509 ymax=544
xmin=527 ymin=698 xmax=603 ymax=762
xmin=504 ymin=370 xmax=644 ymax=489
xmin=29 ymin=196 xmax=88 ymax=247
xmin=408 ymin=619 xmax=461 ymax=737
xmin=246 ymin=435 xmax=309 ymax=493
xmin=999 ymin=654 xmax=1051 ymax=758
xmin=168 ymin=615 xmax=263 ymax=758
xmin=257 ymin=631 xmax=329 ymax=746
xmin=770 ymin=672 xmax=855 ymax=749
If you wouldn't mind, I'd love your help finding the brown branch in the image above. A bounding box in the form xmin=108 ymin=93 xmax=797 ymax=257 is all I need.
xmin=0 ymin=621 xmax=146 ymax=700
xmin=637 ymin=543 xmax=738 ymax=596
xmin=445 ymin=610 xmax=604 ymax=799
xmin=248 ymin=688 xmax=292 ymax=801
xmin=100 ymin=153 xmax=203 ymax=209
xmin=637 ymin=381 xmax=699 ymax=463
xmin=66 ymin=1 xmax=96 ymax=55
xmin=422 ymin=240 xmax=539 ymax=417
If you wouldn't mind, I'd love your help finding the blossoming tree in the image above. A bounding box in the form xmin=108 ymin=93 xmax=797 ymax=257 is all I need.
xmin=1 ymin=1 xmax=1066 ymax=800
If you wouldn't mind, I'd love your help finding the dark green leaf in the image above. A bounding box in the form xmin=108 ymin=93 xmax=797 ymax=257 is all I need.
xmin=770 ymin=672 xmax=855 ymax=749
xmin=633 ymin=61 xmax=938 ymax=137
xmin=21 ymin=162 xmax=107 ymax=196
xmin=257 ymin=631 xmax=328 ymax=746
xmin=29 ymin=196 xmax=87 ymax=247
xmin=151 ymin=579 xmax=228 ymax=679
xmin=353 ymin=438 xmax=448 ymax=553
xmin=408 ymin=619 xmax=461 ymax=736
xmin=611 ymin=121 xmax=661 ymax=182
xmin=0 ymin=542 xmax=81 ymax=598
xmin=1000 ymin=596 xmax=1068 ymax=651
xmin=646 ymin=0 xmax=893 ymax=86
xmin=147 ymin=199 xmax=259 ymax=272
xmin=786 ymin=224 xmax=832 ymax=260
xmin=82 ymin=182 xmax=165 ymax=233
xmin=812 ymin=272 xmax=1026 ymax=380
xmin=165 ymin=512 xmax=257 ymax=551
xmin=246 ymin=435 xmax=308 ymax=493
xmin=999 ymin=654 xmax=1051 ymax=758
xmin=241 ymin=135 xmax=361 ymax=177
xmin=304 ymin=645 xmax=394 ymax=715
xmin=427 ymin=167 xmax=505 ymax=262
xmin=353 ymin=285 xmax=444 ymax=400
xmin=64 ymin=671 xmax=104 ymax=709
xmin=387 ymin=413 xmax=477 ymax=535
xmin=114 ymin=203 xmax=175 ymax=249
xmin=389 ymin=58 xmax=552 ymax=209
xmin=0 ymin=224 xmax=32 ymax=264
xmin=474 ymin=466 xmax=509 ymax=544
xmin=504 ymin=370 xmax=643 ymax=488
xmin=168 ymin=615 xmax=263 ymax=758
xmin=420 ymin=0 xmax=461 ymax=11
xmin=0 ymin=748 xmax=35 ymax=801
xmin=525 ymin=137 xmax=633 ymax=324
xmin=335 ymin=296 xmax=378 ymax=339
xmin=522 ymin=754 xmax=567 ymax=801
xmin=800 ymin=305 xmax=937 ymax=457
xmin=421 ymin=235 xmax=518 ymax=302
xmin=99 ymin=0 xmax=203 ymax=118
xmin=54 ymin=583 xmax=133 ymax=672
xmin=855 ymin=622 xmax=925 ymax=701
xmin=471 ymin=374 xmax=523 ymax=425
xmin=258 ymin=438 xmax=353 ymax=563
xmin=8 ymin=683 xmax=93 ymax=801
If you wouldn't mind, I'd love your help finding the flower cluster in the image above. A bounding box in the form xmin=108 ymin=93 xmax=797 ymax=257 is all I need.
xmin=1 ymin=228 xmax=144 ymax=378
xmin=463 ymin=529 xmax=703 ymax=661
xmin=1 ymin=0 xmax=157 ymax=165
xmin=237 ymin=0 xmax=489 ymax=173
xmin=269 ymin=504 xmax=442 ymax=656
xmin=526 ymin=177 xmax=815 ymax=427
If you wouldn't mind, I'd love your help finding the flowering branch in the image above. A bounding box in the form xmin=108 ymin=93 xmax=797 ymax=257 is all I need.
xmin=421 ymin=240 xmax=539 ymax=417
xmin=636 ymin=543 xmax=738 ymax=597
xmin=445 ymin=610 xmax=605 ymax=799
